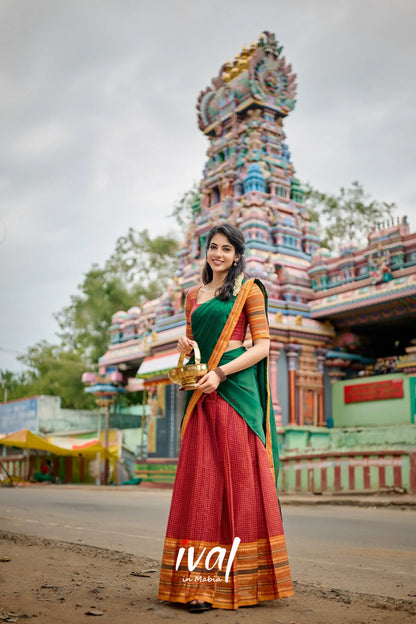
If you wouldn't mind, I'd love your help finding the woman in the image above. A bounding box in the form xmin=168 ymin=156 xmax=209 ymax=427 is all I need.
xmin=158 ymin=223 xmax=293 ymax=612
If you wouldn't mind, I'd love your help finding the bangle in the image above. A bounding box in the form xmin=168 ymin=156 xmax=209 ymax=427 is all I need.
xmin=213 ymin=367 xmax=226 ymax=383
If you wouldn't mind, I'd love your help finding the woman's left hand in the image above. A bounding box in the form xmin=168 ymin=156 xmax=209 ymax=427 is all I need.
xmin=196 ymin=370 xmax=221 ymax=394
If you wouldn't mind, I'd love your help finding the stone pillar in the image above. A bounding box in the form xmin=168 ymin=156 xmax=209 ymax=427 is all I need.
xmin=315 ymin=348 xmax=328 ymax=427
xmin=284 ymin=344 xmax=302 ymax=425
xmin=269 ymin=345 xmax=282 ymax=427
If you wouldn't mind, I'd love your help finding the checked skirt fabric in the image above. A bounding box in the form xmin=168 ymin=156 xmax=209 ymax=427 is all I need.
xmin=158 ymin=391 xmax=293 ymax=610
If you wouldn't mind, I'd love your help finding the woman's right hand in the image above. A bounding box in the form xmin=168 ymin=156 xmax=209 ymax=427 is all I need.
xmin=177 ymin=336 xmax=194 ymax=354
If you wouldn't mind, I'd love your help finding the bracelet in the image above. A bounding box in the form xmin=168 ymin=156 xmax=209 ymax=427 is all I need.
xmin=213 ymin=367 xmax=226 ymax=383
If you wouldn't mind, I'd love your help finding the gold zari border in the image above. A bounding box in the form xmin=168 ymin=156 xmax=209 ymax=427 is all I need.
xmin=158 ymin=535 xmax=293 ymax=610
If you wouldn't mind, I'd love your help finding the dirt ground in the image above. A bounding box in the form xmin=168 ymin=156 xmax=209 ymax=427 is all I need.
xmin=0 ymin=531 xmax=415 ymax=624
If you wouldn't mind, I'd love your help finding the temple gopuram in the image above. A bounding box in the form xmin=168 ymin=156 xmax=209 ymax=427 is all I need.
xmin=97 ymin=32 xmax=416 ymax=494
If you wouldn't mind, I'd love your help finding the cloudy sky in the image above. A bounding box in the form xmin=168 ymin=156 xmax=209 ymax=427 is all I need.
xmin=1 ymin=0 xmax=415 ymax=373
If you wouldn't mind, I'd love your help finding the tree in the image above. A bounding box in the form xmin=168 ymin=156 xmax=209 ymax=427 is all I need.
xmin=55 ymin=228 xmax=179 ymax=365
xmin=55 ymin=267 xmax=137 ymax=365
xmin=7 ymin=226 xmax=180 ymax=408
xmin=304 ymin=180 xmax=396 ymax=253
xmin=0 ymin=368 xmax=35 ymax=403
xmin=16 ymin=342 xmax=96 ymax=409
xmin=0 ymin=343 xmax=98 ymax=409
xmin=106 ymin=227 xmax=178 ymax=294
xmin=170 ymin=183 xmax=200 ymax=232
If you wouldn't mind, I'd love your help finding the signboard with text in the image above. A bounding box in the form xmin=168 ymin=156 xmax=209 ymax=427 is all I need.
xmin=344 ymin=379 xmax=404 ymax=404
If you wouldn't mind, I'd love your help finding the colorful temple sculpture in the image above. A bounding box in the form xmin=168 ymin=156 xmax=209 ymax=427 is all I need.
xmin=98 ymin=32 xmax=416 ymax=493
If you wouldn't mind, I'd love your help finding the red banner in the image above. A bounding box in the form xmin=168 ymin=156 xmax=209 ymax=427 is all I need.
xmin=344 ymin=379 xmax=404 ymax=403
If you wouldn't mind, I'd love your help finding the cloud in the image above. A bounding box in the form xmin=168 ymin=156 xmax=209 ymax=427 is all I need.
xmin=1 ymin=0 xmax=415 ymax=372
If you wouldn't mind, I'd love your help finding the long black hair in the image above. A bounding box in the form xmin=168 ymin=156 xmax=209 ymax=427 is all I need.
xmin=201 ymin=223 xmax=246 ymax=301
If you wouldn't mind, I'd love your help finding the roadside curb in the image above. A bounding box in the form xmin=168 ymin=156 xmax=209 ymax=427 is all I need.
xmin=279 ymin=495 xmax=416 ymax=508
xmin=6 ymin=483 xmax=416 ymax=507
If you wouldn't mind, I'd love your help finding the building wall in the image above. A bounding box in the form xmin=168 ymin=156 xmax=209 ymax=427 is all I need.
xmin=332 ymin=373 xmax=411 ymax=427
xmin=324 ymin=369 xmax=332 ymax=424
xmin=277 ymin=351 xmax=289 ymax=426
xmin=40 ymin=407 xmax=101 ymax=434
xmin=0 ymin=395 xmax=60 ymax=434
xmin=279 ymin=449 xmax=416 ymax=494
xmin=410 ymin=377 xmax=416 ymax=424
xmin=149 ymin=384 xmax=179 ymax=459
xmin=175 ymin=387 xmax=186 ymax=455
xmin=283 ymin=423 xmax=416 ymax=453
xmin=166 ymin=384 xmax=178 ymax=458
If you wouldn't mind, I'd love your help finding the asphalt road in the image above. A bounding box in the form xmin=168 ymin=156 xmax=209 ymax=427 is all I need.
xmin=1 ymin=486 xmax=415 ymax=600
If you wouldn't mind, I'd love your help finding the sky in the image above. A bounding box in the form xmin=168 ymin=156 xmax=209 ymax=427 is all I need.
xmin=1 ymin=0 xmax=415 ymax=373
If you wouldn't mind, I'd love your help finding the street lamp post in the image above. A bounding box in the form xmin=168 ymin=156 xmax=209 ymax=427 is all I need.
xmin=82 ymin=371 xmax=125 ymax=485
xmin=95 ymin=397 xmax=112 ymax=485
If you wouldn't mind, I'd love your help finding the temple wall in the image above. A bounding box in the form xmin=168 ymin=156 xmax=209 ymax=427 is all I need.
xmin=282 ymin=423 xmax=416 ymax=454
xmin=332 ymin=373 xmax=412 ymax=427
xmin=279 ymin=423 xmax=416 ymax=493
xmin=279 ymin=447 xmax=416 ymax=494
xmin=277 ymin=351 xmax=289 ymax=426
xmin=323 ymin=368 xmax=332 ymax=425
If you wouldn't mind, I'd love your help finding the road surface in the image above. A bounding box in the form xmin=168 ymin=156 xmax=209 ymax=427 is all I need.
xmin=1 ymin=486 xmax=415 ymax=600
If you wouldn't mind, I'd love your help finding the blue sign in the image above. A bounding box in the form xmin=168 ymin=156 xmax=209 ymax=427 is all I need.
xmin=0 ymin=397 xmax=39 ymax=434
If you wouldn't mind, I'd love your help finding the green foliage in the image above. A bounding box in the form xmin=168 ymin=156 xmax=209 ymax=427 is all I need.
xmin=9 ymin=227 xmax=180 ymax=409
xmin=1 ymin=344 xmax=95 ymax=409
xmin=304 ymin=180 xmax=396 ymax=253
xmin=170 ymin=183 xmax=200 ymax=232
xmin=55 ymin=266 xmax=137 ymax=364
xmin=0 ymin=368 xmax=35 ymax=402
xmin=55 ymin=228 xmax=179 ymax=365
xmin=18 ymin=342 xmax=96 ymax=409
xmin=106 ymin=227 xmax=178 ymax=295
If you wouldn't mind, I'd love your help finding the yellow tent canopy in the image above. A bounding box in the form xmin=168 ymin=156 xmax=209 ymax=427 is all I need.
xmin=0 ymin=429 xmax=118 ymax=460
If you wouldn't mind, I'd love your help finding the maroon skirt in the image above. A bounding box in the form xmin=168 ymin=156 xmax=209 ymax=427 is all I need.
xmin=158 ymin=391 xmax=293 ymax=609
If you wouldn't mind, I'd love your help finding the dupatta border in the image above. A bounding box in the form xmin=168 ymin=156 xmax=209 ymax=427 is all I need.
xmin=180 ymin=278 xmax=255 ymax=438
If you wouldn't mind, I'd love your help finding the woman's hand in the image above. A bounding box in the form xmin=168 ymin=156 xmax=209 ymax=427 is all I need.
xmin=177 ymin=336 xmax=194 ymax=354
xmin=196 ymin=370 xmax=221 ymax=394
